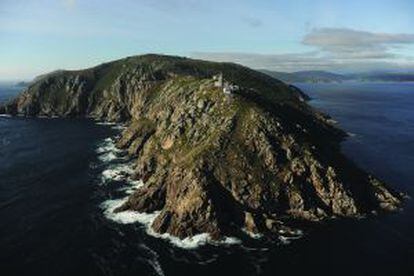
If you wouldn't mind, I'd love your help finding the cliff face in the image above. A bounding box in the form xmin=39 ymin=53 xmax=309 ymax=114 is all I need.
xmin=1 ymin=54 xmax=401 ymax=239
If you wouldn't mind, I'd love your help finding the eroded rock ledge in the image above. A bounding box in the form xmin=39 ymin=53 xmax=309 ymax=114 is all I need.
xmin=0 ymin=54 xmax=402 ymax=240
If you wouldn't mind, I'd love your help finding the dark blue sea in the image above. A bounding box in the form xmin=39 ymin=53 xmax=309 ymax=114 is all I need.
xmin=0 ymin=82 xmax=413 ymax=276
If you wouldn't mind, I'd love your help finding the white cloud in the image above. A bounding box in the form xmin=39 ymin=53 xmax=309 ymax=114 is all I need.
xmin=192 ymin=51 xmax=414 ymax=73
xmin=304 ymin=28 xmax=414 ymax=48
xmin=192 ymin=28 xmax=414 ymax=72
xmin=303 ymin=28 xmax=414 ymax=60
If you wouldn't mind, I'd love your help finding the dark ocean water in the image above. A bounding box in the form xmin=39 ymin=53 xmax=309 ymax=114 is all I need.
xmin=0 ymin=82 xmax=413 ymax=276
xmin=0 ymin=83 xmax=23 ymax=103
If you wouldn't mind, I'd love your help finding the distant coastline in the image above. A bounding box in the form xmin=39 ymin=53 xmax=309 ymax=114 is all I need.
xmin=261 ymin=69 xmax=414 ymax=84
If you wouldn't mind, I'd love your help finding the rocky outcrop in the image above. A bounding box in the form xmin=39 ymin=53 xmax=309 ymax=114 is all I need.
xmin=1 ymin=54 xmax=402 ymax=240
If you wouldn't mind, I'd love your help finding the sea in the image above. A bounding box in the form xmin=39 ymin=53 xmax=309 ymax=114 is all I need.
xmin=0 ymin=82 xmax=413 ymax=276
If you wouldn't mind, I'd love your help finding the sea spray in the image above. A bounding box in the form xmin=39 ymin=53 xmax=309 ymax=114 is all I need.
xmin=100 ymin=198 xmax=241 ymax=249
xmin=96 ymin=137 xmax=122 ymax=154
xmin=96 ymin=121 xmax=127 ymax=131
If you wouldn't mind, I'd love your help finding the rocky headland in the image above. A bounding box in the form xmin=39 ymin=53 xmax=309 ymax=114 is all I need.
xmin=0 ymin=54 xmax=402 ymax=240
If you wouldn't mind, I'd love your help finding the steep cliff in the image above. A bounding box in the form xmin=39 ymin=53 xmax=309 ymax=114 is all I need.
xmin=1 ymin=54 xmax=402 ymax=239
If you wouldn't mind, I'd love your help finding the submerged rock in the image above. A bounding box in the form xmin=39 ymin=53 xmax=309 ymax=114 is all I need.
xmin=1 ymin=54 xmax=402 ymax=240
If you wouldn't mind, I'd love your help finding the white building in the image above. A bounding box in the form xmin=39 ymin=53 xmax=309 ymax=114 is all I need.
xmin=223 ymin=83 xmax=232 ymax=95
xmin=213 ymin=73 xmax=223 ymax=88
xmin=213 ymin=73 xmax=239 ymax=95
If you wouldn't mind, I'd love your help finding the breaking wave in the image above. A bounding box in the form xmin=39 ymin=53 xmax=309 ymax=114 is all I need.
xmin=96 ymin=137 xmax=125 ymax=163
xmin=96 ymin=121 xmax=126 ymax=131
xmin=101 ymin=198 xmax=241 ymax=249
xmin=94 ymin=125 xmax=299 ymax=250
xmin=95 ymin=131 xmax=242 ymax=249
xmin=242 ymin=228 xmax=264 ymax=239
xmin=96 ymin=138 xmax=121 ymax=154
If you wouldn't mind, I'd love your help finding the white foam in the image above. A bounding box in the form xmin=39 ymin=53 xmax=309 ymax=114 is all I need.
xmin=96 ymin=121 xmax=117 ymax=126
xmin=278 ymin=228 xmax=303 ymax=236
xmin=100 ymin=163 xmax=136 ymax=183
xmin=96 ymin=138 xmax=121 ymax=154
xmin=139 ymin=244 xmax=165 ymax=276
xmin=279 ymin=235 xmax=301 ymax=245
xmin=96 ymin=137 xmax=127 ymax=162
xmin=326 ymin=118 xmax=338 ymax=124
xmin=242 ymin=228 xmax=263 ymax=239
xmin=101 ymin=197 xmax=241 ymax=249
xmin=101 ymin=168 xmax=127 ymax=182
xmin=98 ymin=152 xmax=118 ymax=162
xmin=149 ymin=229 xmax=241 ymax=249
xmin=102 ymin=198 xmax=160 ymax=224
xmin=127 ymin=179 xmax=144 ymax=187
xmin=278 ymin=229 xmax=303 ymax=245
xmin=96 ymin=121 xmax=126 ymax=131
xmin=147 ymin=255 xmax=165 ymax=276
xmin=96 ymin=135 xmax=138 ymax=185
xmin=0 ymin=114 xmax=12 ymax=118
xmin=123 ymin=179 xmax=145 ymax=194
xmin=111 ymin=125 xmax=126 ymax=131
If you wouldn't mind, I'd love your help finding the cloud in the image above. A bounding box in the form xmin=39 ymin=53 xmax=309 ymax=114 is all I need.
xmin=192 ymin=28 xmax=414 ymax=72
xmin=192 ymin=51 xmax=414 ymax=73
xmin=192 ymin=51 xmax=338 ymax=72
xmin=303 ymin=28 xmax=414 ymax=59
xmin=192 ymin=51 xmax=325 ymax=70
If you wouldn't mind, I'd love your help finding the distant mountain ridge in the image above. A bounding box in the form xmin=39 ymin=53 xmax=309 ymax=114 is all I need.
xmin=261 ymin=69 xmax=414 ymax=83
xmin=261 ymin=70 xmax=348 ymax=83
xmin=348 ymin=72 xmax=414 ymax=82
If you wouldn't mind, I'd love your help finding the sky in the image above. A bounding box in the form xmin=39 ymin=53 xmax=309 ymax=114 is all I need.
xmin=1 ymin=0 xmax=414 ymax=80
